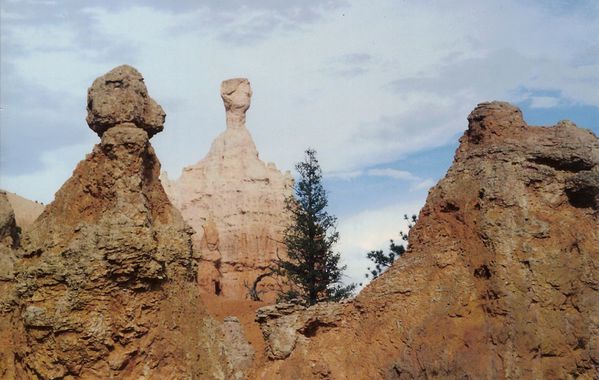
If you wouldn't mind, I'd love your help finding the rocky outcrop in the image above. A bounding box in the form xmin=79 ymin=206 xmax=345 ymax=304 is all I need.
xmin=0 ymin=192 xmax=19 ymax=379
xmin=253 ymin=101 xmax=599 ymax=379
xmin=10 ymin=65 xmax=230 ymax=379
xmin=86 ymin=65 xmax=165 ymax=138
xmin=2 ymin=190 xmax=45 ymax=230
xmin=163 ymin=78 xmax=292 ymax=302
xmin=223 ymin=316 xmax=255 ymax=380
xmin=256 ymin=303 xmax=345 ymax=360
xmin=0 ymin=192 xmax=20 ymax=249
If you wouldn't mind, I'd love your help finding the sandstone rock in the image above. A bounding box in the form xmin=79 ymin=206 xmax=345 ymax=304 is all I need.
xmin=0 ymin=192 xmax=18 ymax=379
xmin=565 ymin=167 xmax=599 ymax=209
xmin=223 ymin=316 xmax=255 ymax=380
xmin=221 ymin=78 xmax=252 ymax=128
xmin=465 ymin=101 xmax=526 ymax=144
xmin=2 ymin=190 xmax=45 ymax=230
xmin=163 ymin=78 xmax=293 ymax=302
xmin=86 ymin=64 xmax=165 ymax=137
xmin=10 ymin=66 xmax=229 ymax=379
xmin=252 ymin=101 xmax=599 ymax=379
xmin=256 ymin=303 xmax=344 ymax=360
xmin=0 ymin=192 xmax=19 ymax=248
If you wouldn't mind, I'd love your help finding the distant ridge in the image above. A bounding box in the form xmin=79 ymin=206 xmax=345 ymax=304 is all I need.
xmin=1 ymin=190 xmax=44 ymax=230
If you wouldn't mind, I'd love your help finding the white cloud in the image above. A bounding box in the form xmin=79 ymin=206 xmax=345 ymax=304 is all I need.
xmin=326 ymin=170 xmax=364 ymax=180
xmin=529 ymin=96 xmax=560 ymax=109
xmin=337 ymin=200 xmax=424 ymax=287
xmin=1 ymin=0 xmax=598 ymax=203
xmin=7 ymin=23 xmax=75 ymax=51
xmin=367 ymin=168 xmax=416 ymax=181
xmin=0 ymin=143 xmax=91 ymax=204
xmin=411 ymin=178 xmax=435 ymax=191
xmin=324 ymin=167 xmax=436 ymax=198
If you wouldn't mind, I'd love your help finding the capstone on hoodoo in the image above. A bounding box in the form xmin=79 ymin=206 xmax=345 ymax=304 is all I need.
xmin=10 ymin=65 xmax=230 ymax=379
xmin=86 ymin=64 xmax=165 ymax=137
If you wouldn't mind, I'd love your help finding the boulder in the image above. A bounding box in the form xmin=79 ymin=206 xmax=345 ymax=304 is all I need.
xmin=86 ymin=65 xmax=165 ymax=137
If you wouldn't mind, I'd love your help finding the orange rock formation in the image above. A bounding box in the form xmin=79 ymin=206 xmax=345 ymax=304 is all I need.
xmin=253 ymin=102 xmax=599 ymax=379
xmin=2 ymin=66 xmax=597 ymax=379
xmin=8 ymin=65 xmax=231 ymax=378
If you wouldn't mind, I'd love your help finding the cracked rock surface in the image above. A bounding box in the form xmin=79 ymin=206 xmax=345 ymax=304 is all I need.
xmin=0 ymin=192 xmax=19 ymax=379
xmin=86 ymin=65 xmax=165 ymax=138
xmin=252 ymin=101 xmax=599 ymax=379
xmin=9 ymin=66 xmax=230 ymax=379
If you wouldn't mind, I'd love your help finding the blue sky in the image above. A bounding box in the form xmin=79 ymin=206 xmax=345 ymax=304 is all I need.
xmin=1 ymin=0 xmax=598 ymax=284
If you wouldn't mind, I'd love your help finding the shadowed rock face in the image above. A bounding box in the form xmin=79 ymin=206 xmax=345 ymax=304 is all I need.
xmin=10 ymin=66 xmax=229 ymax=379
xmin=0 ymin=193 xmax=19 ymax=379
xmin=253 ymin=101 xmax=599 ymax=379
xmin=163 ymin=78 xmax=292 ymax=302
xmin=0 ymin=192 xmax=19 ymax=249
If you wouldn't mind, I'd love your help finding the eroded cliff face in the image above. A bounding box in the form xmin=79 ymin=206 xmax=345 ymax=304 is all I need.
xmin=10 ymin=65 xmax=230 ymax=379
xmin=0 ymin=192 xmax=19 ymax=379
xmin=163 ymin=78 xmax=292 ymax=302
xmin=253 ymin=102 xmax=599 ymax=379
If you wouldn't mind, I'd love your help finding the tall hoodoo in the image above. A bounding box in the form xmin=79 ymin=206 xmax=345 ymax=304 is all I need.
xmin=253 ymin=101 xmax=599 ymax=379
xmin=11 ymin=65 xmax=229 ymax=379
xmin=163 ymin=78 xmax=292 ymax=302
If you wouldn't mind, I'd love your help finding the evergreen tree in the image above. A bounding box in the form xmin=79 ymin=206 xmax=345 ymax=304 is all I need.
xmin=278 ymin=149 xmax=355 ymax=305
xmin=363 ymin=214 xmax=417 ymax=282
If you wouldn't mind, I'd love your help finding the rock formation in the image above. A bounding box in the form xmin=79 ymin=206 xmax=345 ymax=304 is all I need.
xmin=253 ymin=102 xmax=599 ymax=379
xmin=4 ymin=66 xmax=597 ymax=378
xmin=223 ymin=316 xmax=255 ymax=380
xmin=163 ymin=78 xmax=292 ymax=302
xmin=2 ymin=190 xmax=45 ymax=230
xmin=0 ymin=192 xmax=20 ymax=249
xmin=0 ymin=192 xmax=19 ymax=379
xmin=86 ymin=65 xmax=165 ymax=137
xmin=9 ymin=65 xmax=231 ymax=379
xmin=255 ymin=302 xmax=345 ymax=361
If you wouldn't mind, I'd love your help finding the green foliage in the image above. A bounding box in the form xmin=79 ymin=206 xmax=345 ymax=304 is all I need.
xmin=278 ymin=149 xmax=356 ymax=305
xmin=363 ymin=214 xmax=417 ymax=282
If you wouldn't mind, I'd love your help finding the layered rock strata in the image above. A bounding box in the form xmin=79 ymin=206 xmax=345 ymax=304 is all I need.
xmin=163 ymin=78 xmax=292 ymax=302
xmin=253 ymin=102 xmax=599 ymax=379
xmin=10 ymin=65 xmax=230 ymax=379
